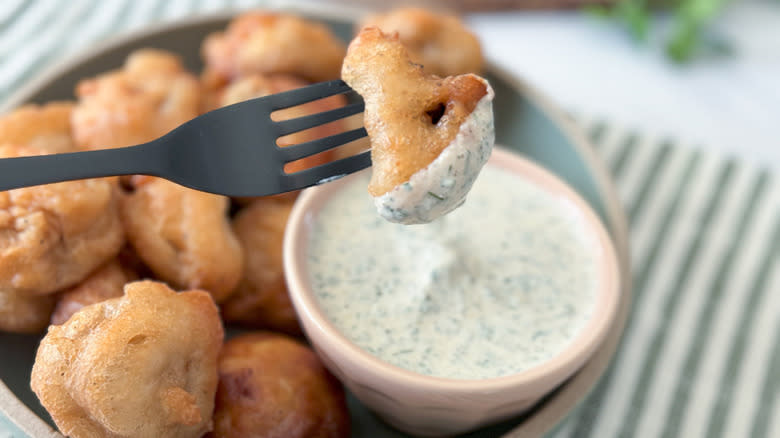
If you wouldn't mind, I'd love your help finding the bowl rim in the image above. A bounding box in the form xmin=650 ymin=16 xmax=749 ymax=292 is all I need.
xmin=284 ymin=146 xmax=621 ymax=393
xmin=0 ymin=4 xmax=632 ymax=438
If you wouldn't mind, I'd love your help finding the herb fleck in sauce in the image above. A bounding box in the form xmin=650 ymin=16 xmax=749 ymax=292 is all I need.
xmin=308 ymin=165 xmax=597 ymax=379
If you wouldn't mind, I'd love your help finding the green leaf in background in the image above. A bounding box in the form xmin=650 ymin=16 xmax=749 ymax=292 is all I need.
xmin=616 ymin=0 xmax=651 ymax=41
xmin=585 ymin=0 xmax=650 ymax=41
xmin=667 ymin=0 xmax=730 ymax=61
xmin=586 ymin=0 xmax=733 ymax=63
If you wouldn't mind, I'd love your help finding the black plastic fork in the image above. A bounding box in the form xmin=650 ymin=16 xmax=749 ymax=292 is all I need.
xmin=0 ymin=80 xmax=369 ymax=197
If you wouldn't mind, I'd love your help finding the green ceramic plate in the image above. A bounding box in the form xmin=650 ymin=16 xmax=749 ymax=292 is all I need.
xmin=0 ymin=5 xmax=631 ymax=437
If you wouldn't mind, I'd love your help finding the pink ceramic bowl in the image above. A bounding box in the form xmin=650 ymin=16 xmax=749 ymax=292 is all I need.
xmin=283 ymin=147 xmax=621 ymax=437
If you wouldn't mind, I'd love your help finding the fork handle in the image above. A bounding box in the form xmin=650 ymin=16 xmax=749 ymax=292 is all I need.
xmin=0 ymin=143 xmax=165 ymax=191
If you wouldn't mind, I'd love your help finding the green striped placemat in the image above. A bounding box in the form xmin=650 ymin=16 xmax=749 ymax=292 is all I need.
xmin=549 ymin=119 xmax=779 ymax=438
xmin=0 ymin=2 xmax=778 ymax=437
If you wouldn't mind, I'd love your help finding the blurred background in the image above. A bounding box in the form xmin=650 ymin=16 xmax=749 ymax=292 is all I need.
xmin=338 ymin=0 xmax=780 ymax=170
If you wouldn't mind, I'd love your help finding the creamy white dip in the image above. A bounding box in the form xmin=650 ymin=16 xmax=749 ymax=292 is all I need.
xmin=374 ymin=81 xmax=495 ymax=225
xmin=307 ymin=164 xmax=598 ymax=380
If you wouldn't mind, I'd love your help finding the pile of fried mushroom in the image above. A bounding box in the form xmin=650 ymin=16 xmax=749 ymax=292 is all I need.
xmin=0 ymin=7 xmax=490 ymax=438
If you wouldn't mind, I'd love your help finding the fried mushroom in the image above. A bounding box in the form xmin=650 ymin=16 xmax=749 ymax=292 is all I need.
xmin=0 ymin=102 xmax=77 ymax=153
xmin=210 ymin=333 xmax=349 ymax=438
xmin=72 ymin=49 xmax=200 ymax=150
xmin=120 ymin=176 xmax=243 ymax=302
xmin=0 ymin=290 xmax=55 ymax=333
xmin=359 ymin=7 xmax=483 ymax=77
xmin=202 ymin=12 xmax=346 ymax=84
xmin=220 ymin=198 xmax=299 ymax=334
xmin=50 ymin=259 xmax=136 ymax=325
xmin=31 ymin=280 xmax=223 ymax=438
xmin=342 ymin=27 xmax=494 ymax=224
xmin=0 ymin=145 xmax=124 ymax=295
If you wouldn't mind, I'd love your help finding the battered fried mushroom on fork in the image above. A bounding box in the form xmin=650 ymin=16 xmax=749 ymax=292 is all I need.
xmin=342 ymin=27 xmax=494 ymax=224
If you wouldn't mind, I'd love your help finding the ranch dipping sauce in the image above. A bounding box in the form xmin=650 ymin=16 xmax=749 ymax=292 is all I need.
xmin=307 ymin=163 xmax=598 ymax=380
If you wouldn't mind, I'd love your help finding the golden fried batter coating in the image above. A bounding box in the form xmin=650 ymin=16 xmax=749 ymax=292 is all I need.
xmin=221 ymin=198 xmax=299 ymax=334
xmin=210 ymin=333 xmax=349 ymax=438
xmin=0 ymin=290 xmax=55 ymax=333
xmin=342 ymin=27 xmax=488 ymax=196
xmin=0 ymin=102 xmax=77 ymax=153
xmin=359 ymin=7 xmax=483 ymax=77
xmin=202 ymin=12 xmax=346 ymax=84
xmin=50 ymin=259 xmax=136 ymax=325
xmin=0 ymin=145 xmax=124 ymax=296
xmin=72 ymin=49 xmax=200 ymax=150
xmin=31 ymin=281 xmax=223 ymax=438
xmin=120 ymin=177 xmax=243 ymax=302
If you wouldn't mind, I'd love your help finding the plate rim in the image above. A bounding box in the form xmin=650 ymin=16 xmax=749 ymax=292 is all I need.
xmin=0 ymin=4 xmax=631 ymax=438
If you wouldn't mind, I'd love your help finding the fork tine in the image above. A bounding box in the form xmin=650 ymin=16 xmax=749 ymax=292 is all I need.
xmin=284 ymin=150 xmax=371 ymax=190
xmin=274 ymin=103 xmax=364 ymax=137
xmin=269 ymin=80 xmax=353 ymax=111
xmin=279 ymin=127 xmax=368 ymax=162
